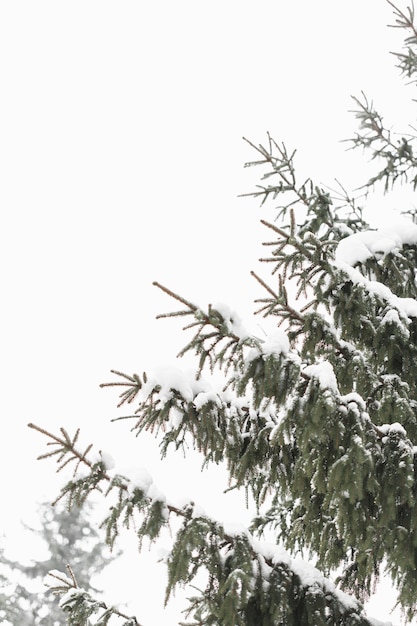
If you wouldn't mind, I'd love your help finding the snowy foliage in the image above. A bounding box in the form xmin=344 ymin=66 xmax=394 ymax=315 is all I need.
xmin=0 ymin=503 xmax=116 ymax=626
xmin=28 ymin=3 xmax=417 ymax=625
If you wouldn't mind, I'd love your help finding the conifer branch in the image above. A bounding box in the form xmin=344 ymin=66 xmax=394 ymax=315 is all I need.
xmin=153 ymin=281 xmax=198 ymax=313
xmin=241 ymin=135 xmax=310 ymax=209
xmin=387 ymin=0 xmax=417 ymax=38
xmin=251 ymin=270 xmax=304 ymax=324
xmin=46 ymin=565 xmax=142 ymax=625
xmin=259 ymin=218 xmax=291 ymax=241
xmin=100 ymin=370 xmax=144 ymax=407
xmin=149 ymin=283 xmax=266 ymax=375
xmin=250 ymin=270 xmax=277 ymax=299
xmin=28 ymin=423 xmax=97 ymax=473
xmin=348 ymin=91 xmax=417 ymax=190
xmin=31 ymin=422 xmax=376 ymax=625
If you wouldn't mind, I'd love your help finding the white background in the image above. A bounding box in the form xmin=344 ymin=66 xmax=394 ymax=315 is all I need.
xmin=0 ymin=1 xmax=415 ymax=624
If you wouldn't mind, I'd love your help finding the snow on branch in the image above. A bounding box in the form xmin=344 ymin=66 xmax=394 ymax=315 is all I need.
xmin=335 ymin=222 xmax=417 ymax=266
xmin=152 ymin=281 xmax=263 ymax=375
xmin=28 ymin=422 xmax=386 ymax=626
xmin=46 ymin=565 xmax=140 ymax=625
xmin=334 ymin=259 xmax=417 ymax=320
xmin=303 ymin=360 xmax=339 ymax=393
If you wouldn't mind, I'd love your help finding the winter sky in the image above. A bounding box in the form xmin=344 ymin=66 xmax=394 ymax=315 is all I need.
xmin=1 ymin=1 xmax=416 ymax=624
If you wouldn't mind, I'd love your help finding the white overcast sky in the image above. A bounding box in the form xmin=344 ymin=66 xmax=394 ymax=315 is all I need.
xmin=1 ymin=1 xmax=416 ymax=624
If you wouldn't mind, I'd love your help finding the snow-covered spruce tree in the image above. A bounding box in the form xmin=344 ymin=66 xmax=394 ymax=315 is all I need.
xmin=29 ymin=3 xmax=417 ymax=625
xmin=0 ymin=502 xmax=117 ymax=626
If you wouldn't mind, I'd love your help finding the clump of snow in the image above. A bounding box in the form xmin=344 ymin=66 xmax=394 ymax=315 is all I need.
xmin=333 ymin=220 xmax=417 ymax=321
xmin=140 ymin=366 xmax=211 ymax=407
xmin=340 ymin=392 xmax=366 ymax=411
xmin=147 ymin=483 xmax=167 ymax=505
xmin=261 ymin=329 xmax=290 ymax=357
xmin=334 ymin=261 xmax=417 ymax=319
xmin=169 ymin=407 xmax=184 ymax=429
xmin=141 ymin=366 xmax=197 ymax=403
xmin=381 ymin=309 xmax=402 ymax=325
xmin=303 ymin=360 xmax=339 ymax=392
xmin=245 ymin=328 xmax=290 ymax=364
xmin=152 ymin=493 xmax=207 ymax=519
xmin=380 ymin=309 xmax=410 ymax=338
xmin=336 ymin=231 xmax=382 ymax=265
xmin=387 ymin=422 xmax=407 ymax=437
xmin=120 ymin=466 xmax=169 ymax=515
xmin=126 ymin=467 xmax=153 ymax=493
xmin=335 ymin=222 xmax=417 ymax=266
xmin=213 ymin=302 xmax=250 ymax=340
xmin=252 ymin=539 xmax=291 ymax=568
xmin=59 ymin=587 xmax=85 ymax=607
xmin=245 ymin=347 xmax=261 ymax=363
xmin=291 ymin=556 xmax=360 ymax=611
xmin=193 ymin=390 xmax=222 ymax=410
xmin=379 ymin=423 xmax=408 ymax=443
xmin=99 ymin=450 xmax=115 ymax=470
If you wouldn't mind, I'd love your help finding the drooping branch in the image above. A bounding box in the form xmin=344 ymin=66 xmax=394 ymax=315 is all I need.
xmin=46 ymin=566 xmax=141 ymax=626
xmin=29 ymin=422 xmax=377 ymax=626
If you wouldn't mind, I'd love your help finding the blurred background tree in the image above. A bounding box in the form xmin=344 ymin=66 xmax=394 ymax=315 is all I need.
xmin=0 ymin=502 xmax=116 ymax=625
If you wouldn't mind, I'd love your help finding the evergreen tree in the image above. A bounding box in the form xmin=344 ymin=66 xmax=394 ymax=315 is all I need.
xmin=0 ymin=502 xmax=116 ymax=625
xmin=28 ymin=2 xmax=417 ymax=624
xmin=0 ymin=565 xmax=21 ymax=625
